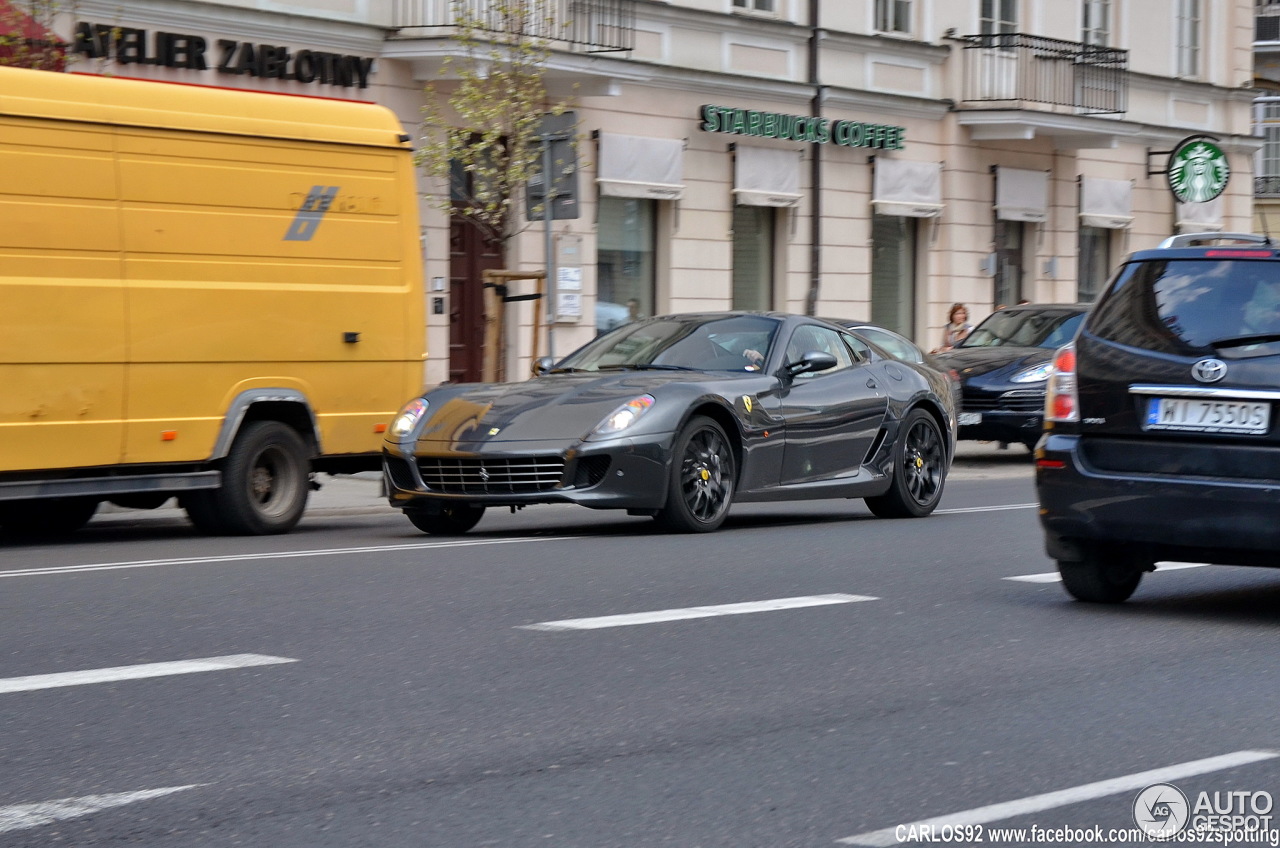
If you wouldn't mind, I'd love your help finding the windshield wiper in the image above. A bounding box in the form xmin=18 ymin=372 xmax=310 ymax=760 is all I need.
xmin=1209 ymin=333 xmax=1280 ymax=350
xmin=596 ymin=363 xmax=694 ymax=371
xmin=548 ymin=366 xmax=592 ymax=373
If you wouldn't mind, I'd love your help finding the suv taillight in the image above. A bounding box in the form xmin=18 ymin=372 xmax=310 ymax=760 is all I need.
xmin=1045 ymin=344 xmax=1079 ymax=423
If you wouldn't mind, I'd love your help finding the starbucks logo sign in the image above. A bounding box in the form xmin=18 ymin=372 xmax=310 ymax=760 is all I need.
xmin=1168 ymin=137 xmax=1229 ymax=203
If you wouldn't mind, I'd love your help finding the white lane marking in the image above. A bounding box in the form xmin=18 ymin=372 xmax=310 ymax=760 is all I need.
xmin=0 ymin=536 xmax=581 ymax=579
xmin=936 ymin=503 xmax=1037 ymax=515
xmin=1005 ymin=562 xmax=1212 ymax=583
xmin=0 ymin=785 xmax=203 ymax=834
xmin=837 ymin=749 xmax=1279 ymax=846
xmin=518 ymin=593 xmax=878 ymax=631
xmin=0 ymin=654 xmax=296 ymax=694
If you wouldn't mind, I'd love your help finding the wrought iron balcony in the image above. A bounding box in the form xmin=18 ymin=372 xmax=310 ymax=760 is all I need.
xmin=1256 ymin=176 xmax=1280 ymax=197
xmin=391 ymin=0 xmax=635 ymax=53
xmin=958 ymin=33 xmax=1128 ymax=115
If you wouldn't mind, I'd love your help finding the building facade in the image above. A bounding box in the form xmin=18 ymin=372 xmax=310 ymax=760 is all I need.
xmin=36 ymin=0 xmax=1259 ymax=385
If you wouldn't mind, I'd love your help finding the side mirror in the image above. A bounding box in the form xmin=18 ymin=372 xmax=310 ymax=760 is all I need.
xmin=786 ymin=350 xmax=838 ymax=376
xmin=531 ymin=356 xmax=555 ymax=377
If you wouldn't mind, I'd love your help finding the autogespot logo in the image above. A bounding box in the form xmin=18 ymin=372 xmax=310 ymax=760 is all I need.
xmin=1134 ymin=782 xmax=1191 ymax=839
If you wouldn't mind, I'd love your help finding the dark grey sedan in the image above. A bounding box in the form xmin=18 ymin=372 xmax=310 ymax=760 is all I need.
xmin=383 ymin=312 xmax=956 ymax=534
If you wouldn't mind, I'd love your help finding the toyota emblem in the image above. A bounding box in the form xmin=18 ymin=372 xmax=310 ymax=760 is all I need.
xmin=1191 ymin=358 xmax=1227 ymax=383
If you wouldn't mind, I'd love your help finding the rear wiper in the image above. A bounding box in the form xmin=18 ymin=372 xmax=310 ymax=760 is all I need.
xmin=1209 ymin=333 xmax=1280 ymax=350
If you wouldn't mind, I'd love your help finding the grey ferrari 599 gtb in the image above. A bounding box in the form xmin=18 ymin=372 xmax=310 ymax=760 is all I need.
xmin=383 ymin=312 xmax=956 ymax=534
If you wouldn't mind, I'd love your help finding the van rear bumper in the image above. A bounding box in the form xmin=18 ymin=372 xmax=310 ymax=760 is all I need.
xmin=1035 ymin=432 xmax=1280 ymax=566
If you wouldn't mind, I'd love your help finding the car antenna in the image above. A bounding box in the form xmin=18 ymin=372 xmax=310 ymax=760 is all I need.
xmin=1261 ymin=206 xmax=1275 ymax=247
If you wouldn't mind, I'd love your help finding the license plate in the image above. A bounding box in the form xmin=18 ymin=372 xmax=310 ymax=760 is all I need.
xmin=958 ymin=412 xmax=982 ymax=426
xmin=1145 ymin=398 xmax=1271 ymax=434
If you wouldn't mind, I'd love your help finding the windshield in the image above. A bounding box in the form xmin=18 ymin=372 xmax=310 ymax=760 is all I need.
xmin=960 ymin=309 xmax=1085 ymax=350
xmin=555 ymin=315 xmax=780 ymax=373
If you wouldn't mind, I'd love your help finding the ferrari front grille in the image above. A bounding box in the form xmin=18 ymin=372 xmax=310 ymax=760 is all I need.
xmin=416 ymin=456 xmax=566 ymax=494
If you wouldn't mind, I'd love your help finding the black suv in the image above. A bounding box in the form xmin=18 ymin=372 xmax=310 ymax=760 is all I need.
xmin=1037 ymin=233 xmax=1280 ymax=602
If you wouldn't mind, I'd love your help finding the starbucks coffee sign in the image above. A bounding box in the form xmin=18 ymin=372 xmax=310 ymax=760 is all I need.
xmin=1167 ymin=136 xmax=1229 ymax=203
xmin=700 ymin=104 xmax=906 ymax=150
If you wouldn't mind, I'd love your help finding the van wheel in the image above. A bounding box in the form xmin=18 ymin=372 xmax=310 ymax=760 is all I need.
xmin=183 ymin=421 xmax=311 ymax=535
xmin=0 ymin=498 xmax=100 ymax=537
xmin=1057 ymin=548 xmax=1144 ymax=603
xmin=405 ymin=503 xmax=485 ymax=535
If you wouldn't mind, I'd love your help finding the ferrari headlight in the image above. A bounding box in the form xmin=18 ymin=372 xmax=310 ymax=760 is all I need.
xmin=388 ymin=398 xmax=429 ymax=438
xmin=1010 ymin=363 xmax=1053 ymax=383
xmin=591 ymin=394 xmax=655 ymax=437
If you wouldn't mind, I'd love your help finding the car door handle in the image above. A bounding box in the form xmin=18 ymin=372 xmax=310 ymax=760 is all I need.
xmin=866 ymin=378 xmax=878 ymax=389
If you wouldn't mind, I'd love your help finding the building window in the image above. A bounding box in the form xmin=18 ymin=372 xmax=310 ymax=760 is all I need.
xmin=1082 ymin=0 xmax=1110 ymax=45
xmin=876 ymin=0 xmax=911 ymax=34
xmin=732 ymin=205 xmax=775 ymax=311
xmin=1259 ymin=100 xmax=1280 ymax=197
xmin=732 ymin=0 xmax=776 ymax=12
xmin=871 ymin=214 xmax=916 ymax=338
xmin=596 ymin=197 xmax=655 ymax=334
xmin=1177 ymin=0 xmax=1200 ymax=77
xmin=1078 ymin=226 xmax=1110 ymax=303
xmin=981 ymin=0 xmax=1017 ymax=35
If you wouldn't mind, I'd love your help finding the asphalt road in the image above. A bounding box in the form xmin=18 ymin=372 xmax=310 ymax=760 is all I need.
xmin=2 ymin=444 xmax=1278 ymax=847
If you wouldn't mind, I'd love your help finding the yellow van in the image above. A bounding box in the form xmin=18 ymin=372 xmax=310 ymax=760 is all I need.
xmin=0 ymin=67 xmax=425 ymax=536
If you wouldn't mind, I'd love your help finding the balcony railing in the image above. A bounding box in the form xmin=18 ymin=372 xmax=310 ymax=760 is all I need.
xmin=959 ymin=33 xmax=1128 ymax=115
xmin=391 ymin=0 xmax=635 ymax=53
xmin=1257 ymin=176 xmax=1280 ymax=197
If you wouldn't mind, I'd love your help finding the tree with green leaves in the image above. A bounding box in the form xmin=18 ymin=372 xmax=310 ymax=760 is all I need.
xmin=0 ymin=0 xmax=69 ymax=70
xmin=415 ymin=0 xmax=577 ymax=252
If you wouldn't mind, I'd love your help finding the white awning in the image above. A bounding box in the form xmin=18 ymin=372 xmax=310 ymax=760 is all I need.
xmin=995 ymin=166 xmax=1048 ymax=222
xmin=872 ymin=159 xmax=943 ymax=218
xmin=1176 ymin=196 xmax=1224 ymax=233
xmin=1079 ymin=176 xmax=1133 ymax=229
xmin=596 ymin=132 xmax=685 ymax=199
xmin=733 ymin=145 xmax=803 ymax=207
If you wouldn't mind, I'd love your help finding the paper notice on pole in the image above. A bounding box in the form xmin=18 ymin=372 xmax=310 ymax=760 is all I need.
xmin=557 ymin=267 xmax=582 ymax=291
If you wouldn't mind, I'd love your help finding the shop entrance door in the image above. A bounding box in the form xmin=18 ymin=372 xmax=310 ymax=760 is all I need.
xmin=448 ymin=212 xmax=504 ymax=383
xmin=994 ymin=219 xmax=1024 ymax=309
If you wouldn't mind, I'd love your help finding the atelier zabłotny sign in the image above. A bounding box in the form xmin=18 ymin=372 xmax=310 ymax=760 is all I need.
xmin=71 ymin=22 xmax=375 ymax=89
xmin=700 ymin=104 xmax=906 ymax=150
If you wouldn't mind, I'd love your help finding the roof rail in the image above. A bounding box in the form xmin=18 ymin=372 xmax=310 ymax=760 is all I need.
xmin=1157 ymin=232 xmax=1274 ymax=248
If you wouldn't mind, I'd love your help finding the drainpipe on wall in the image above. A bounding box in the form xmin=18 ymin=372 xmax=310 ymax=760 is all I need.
xmin=804 ymin=0 xmax=823 ymax=316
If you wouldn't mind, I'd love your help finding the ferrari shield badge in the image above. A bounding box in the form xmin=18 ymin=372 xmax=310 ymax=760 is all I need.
xmin=742 ymin=395 xmax=753 ymax=413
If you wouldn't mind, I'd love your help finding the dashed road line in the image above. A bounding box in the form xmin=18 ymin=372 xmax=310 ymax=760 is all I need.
xmin=0 ymin=785 xmax=204 ymax=834
xmin=837 ymin=750 xmax=1279 ymax=846
xmin=518 ymin=593 xmax=878 ymax=631
xmin=0 ymin=536 xmax=582 ymax=579
xmin=0 ymin=654 xmax=297 ymax=694
xmin=1005 ymin=562 xmax=1211 ymax=583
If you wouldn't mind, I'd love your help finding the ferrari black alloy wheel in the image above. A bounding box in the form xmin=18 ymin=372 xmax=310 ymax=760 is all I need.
xmin=865 ymin=408 xmax=946 ymax=519
xmin=406 ymin=503 xmax=487 ymax=535
xmin=656 ymin=415 xmax=736 ymax=533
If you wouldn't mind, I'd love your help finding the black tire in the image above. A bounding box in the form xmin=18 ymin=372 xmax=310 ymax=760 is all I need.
xmin=0 ymin=497 xmax=100 ymax=538
xmin=405 ymin=503 xmax=486 ymax=535
xmin=865 ymin=409 xmax=947 ymax=518
xmin=1058 ymin=548 xmax=1144 ymax=603
xmin=654 ymin=416 xmax=736 ymax=533
xmin=182 ymin=421 xmax=311 ymax=535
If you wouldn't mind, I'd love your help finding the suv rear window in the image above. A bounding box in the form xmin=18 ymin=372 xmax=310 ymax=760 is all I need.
xmin=1089 ymin=258 xmax=1280 ymax=359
